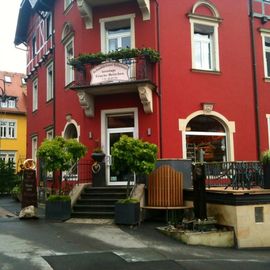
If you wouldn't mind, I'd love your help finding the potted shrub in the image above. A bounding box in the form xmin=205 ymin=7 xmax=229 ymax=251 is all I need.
xmin=111 ymin=135 xmax=157 ymax=225
xmin=261 ymin=150 xmax=270 ymax=189
xmin=37 ymin=136 xmax=87 ymax=220
xmin=115 ymin=198 xmax=140 ymax=225
xmin=45 ymin=194 xmax=71 ymax=220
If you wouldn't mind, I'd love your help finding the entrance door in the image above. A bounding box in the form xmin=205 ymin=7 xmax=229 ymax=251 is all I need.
xmin=104 ymin=113 xmax=137 ymax=185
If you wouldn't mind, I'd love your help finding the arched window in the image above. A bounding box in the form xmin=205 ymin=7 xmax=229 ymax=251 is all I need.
xmin=64 ymin=123 xmax=78 ymax=139
xmin=186 ymin=115 xmax=227 ymax=162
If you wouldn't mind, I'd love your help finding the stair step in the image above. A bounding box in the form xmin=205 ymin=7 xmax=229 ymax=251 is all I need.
xmin=76 ymin=198 xmax=119 ymax=205
xmin=72 ymin=186 xmax=128 ymax=219
xmin=73 ymin=205 xmax=114 ymax=212
xmin=71 ymin=211 xmax=115 ymax=219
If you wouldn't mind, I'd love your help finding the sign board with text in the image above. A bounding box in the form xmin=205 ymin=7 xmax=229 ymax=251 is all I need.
xmin=21 ymin=169 xmax=37 ymax=208
xmin=90 ymin=62 xmax=129 ymax=85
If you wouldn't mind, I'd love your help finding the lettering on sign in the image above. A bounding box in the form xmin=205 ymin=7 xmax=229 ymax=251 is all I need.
xmin=21 ymin=169 xmax=37 ymax=208
xmin=90 ymin=62 xmax=129 ymax=85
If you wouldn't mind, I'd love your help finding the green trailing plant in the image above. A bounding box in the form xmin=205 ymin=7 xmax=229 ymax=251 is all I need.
xmin=261 ymin=150 xmax=270 ymax=164
xmin=69 ymin=47 xmax=161 ymax=69
xmin=37 ymin=136 xmax=87 ymax=195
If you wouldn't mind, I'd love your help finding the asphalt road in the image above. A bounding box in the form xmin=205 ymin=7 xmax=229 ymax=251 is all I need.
xmin=1 ymin=196 xmax=270 ymax=270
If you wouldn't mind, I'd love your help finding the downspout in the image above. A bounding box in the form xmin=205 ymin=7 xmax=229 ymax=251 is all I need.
xmin=52 ymin=8 xmax=56 ymax=137
xmin=249 ymin=0 xmax=261 ymax=160
xmin=154 ymin=0 xmax=163 ymax=158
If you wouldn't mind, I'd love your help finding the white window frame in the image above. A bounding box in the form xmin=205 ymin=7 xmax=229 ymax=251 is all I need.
xmin=0 ymin=119 xmax=17 ymax=139
xmin=65 ymin=38 xmax=74 ymax=86
xmin=8 ymin=99 xmax=16 ymax=108
xmin=46 ymin=62 xmax=54 ymax=101
xmin=32 ymin=78 xmax=38 ymax=111
xmin=100 ymin=14 xmax=135 ymax=53
xmin=0 ymin=151 xmax=16 ymax=163
xmin=4 ymin=76 xmax=11 ymax=83
xmin=190 ymin=18 xmax=220 ymax=71
xmin=267 ymin=114 xmax=270 ymax=149
xmin=261 ymin=30 xmax=270 ymax=78
xmin=46 ymin=12 xmax=52 ymax=40
xmin=31 ymin=136 xmax=38 ymax=162
xmin=46 ymin=129 xmax=54 ymax=140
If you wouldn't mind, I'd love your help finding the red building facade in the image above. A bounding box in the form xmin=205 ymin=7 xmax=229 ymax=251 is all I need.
xmin=14 ymin=0 xmax=270 ymax=185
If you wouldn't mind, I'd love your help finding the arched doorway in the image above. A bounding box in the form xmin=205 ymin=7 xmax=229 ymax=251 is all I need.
xmin=185 ymin=115 xmax=227 ymax=162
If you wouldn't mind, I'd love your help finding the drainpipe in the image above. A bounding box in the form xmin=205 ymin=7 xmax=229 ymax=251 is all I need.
xmin=249 ymin=0 xmax=261 ymax=160
xmin=52 ymin=8 xmax=56 ymax=137
xmin=154 ymin=0 xmax=163 ymax=158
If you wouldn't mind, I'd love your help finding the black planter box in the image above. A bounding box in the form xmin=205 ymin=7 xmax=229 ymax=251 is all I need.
xmin=45 ymin=200 xmax=71 ymax=220
xmin=263 ymin=164 xmax=270 ymax=189
xmin=115 ymin=202 xmax=140 ymax=225
xmin=91 ymin=152 xmax=105 ymax=162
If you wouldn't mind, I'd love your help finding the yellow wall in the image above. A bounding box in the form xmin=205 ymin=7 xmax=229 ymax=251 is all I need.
xmin=0 ymin=113 xmax=27 ymax=171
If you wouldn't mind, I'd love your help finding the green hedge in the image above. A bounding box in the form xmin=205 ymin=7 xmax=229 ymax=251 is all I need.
xmin=0 ymin=160 xmax=19 ymax=194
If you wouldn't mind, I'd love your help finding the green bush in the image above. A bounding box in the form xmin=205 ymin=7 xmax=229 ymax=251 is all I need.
xmin=116 ymin=198 xmax=139 ymax=204
xmin=0 ymin=160 xmax=19 ymax=194
xmin=47 ymin=195 xmax=71 ymax=202
xmin=261 ymin=150 xmax=270 ymax=164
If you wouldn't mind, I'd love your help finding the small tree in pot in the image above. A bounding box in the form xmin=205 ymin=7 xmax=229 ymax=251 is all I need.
xmin=111 ymin=135 xmax=157 ymax=225
xmin=37 ymin=136 xmax=87 ymax=220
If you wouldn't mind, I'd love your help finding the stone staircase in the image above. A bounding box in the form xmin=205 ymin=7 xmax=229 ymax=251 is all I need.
xmin=71 ymin=186 xmax=127 ymax=219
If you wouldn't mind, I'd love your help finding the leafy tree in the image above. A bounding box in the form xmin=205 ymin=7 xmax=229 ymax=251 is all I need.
xmin=0 ymin=160 xmax=19 ymax=194
xmin=111 ymin=135 xmax=157 ymax=193
xmin=37 ymin=136 xmax=87 ymax=194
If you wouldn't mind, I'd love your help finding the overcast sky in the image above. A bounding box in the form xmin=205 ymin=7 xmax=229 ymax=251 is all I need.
xmin=0 ymin=1 xmax=26 ymax=74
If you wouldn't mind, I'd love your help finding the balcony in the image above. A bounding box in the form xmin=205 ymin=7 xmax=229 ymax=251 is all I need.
xmin=77 ymin=0 xmax=150 ymax=29
xmin=69 ymin=48 xmax=159 ymax=117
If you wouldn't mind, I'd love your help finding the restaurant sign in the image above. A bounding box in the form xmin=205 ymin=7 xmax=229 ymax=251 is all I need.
xmin=90 ymin=62 xmax=129 ymax=85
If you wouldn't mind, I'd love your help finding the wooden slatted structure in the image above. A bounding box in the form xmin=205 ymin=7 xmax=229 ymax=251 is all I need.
xmin=147 ymin=165 xmax=183 ymax=207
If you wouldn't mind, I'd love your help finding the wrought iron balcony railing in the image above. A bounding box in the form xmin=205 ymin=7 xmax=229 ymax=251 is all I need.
xmin=204 ymin=161 xmax=263 ymax=190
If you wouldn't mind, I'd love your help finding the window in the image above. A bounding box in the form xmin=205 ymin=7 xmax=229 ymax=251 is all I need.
xmin=100 ymin=14 xmax=135 ymax=53
xmin=262 ymin=33 xmax=270 ymax=78
xmin=33 ymin=79 xmax=38 ymax=111
xmin=47 ymin=62 xmax=54 ymax=101
xmin=0 ymin=97 xmax=16 ymax=108
xmin=65 ymin=38 xmax=74 ymax=85
xmin=267 ymin=115 xmax=270 ymax=148
xmin=0 ymin=151 xmax=16 ymax=163
xmin=32 ymin=35 xmax=37 ymax=57
xmin=21 ymin=77 xmax=26 ymax=85
xmin=191 ymin=21 xmax=219 ymax=71
xmin=0 ymin=120 xmax=16 ymax=139
xmin=46 ymin=13 xmax=52 ymax=39
xmin=185 ymin=115 xmax=227 ymax=162
xmin=46 ymin=129 xmax=54 ymax=140
xmin=4 ymin=76 xmax=11 ymax=83
xmin=31 ymin=136 xmax=38 ymax=162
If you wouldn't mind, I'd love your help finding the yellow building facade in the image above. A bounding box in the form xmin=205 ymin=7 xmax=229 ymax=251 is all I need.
xmin=0 ymin=72 xmax=27 ymax=171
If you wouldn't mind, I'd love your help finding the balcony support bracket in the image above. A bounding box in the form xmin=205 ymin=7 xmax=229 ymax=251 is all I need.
xmin=138 ymin=83 xmax=153 ymax=114
xmin=137 ymin=0 xmax=150 ymax=20
xmin=77 ymin=90 xmax=94 ymax=117
xmin=77 ymin=0 xmax=93 ymax=29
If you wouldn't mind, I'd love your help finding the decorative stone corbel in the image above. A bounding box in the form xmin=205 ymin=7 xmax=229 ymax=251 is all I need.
xmin=77 ymin=90 xmax=94 ymax=117
xmin=138 ymin=85 xmax=153 ymax=114
xmin=77 ymin=0 xmax=93 ymax=29
xmin=137 ymin=0 xmax=150 ymax=20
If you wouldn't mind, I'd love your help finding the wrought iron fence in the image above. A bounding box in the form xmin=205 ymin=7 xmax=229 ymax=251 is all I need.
xmin=204 ymin=161 xmax=263 ymax=190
